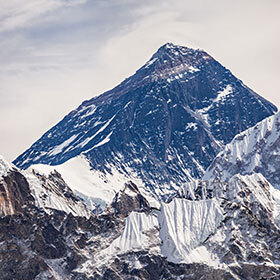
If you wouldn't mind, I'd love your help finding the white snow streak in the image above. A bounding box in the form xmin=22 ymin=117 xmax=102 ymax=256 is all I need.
xmin=48 ymin=134 xmax=78 ymax=156
xmin=77 ymin=114 xmax=116 ymax=148
xmin=91 ymin=131 xmax=112 ymax=149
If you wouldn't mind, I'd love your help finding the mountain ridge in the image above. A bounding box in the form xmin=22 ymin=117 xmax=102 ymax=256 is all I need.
xmin=203 ymin=110 xmax=280 ymax=188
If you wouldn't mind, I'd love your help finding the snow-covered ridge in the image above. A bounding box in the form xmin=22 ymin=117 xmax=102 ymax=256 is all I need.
xmin=98 ymin=211 xmax=160 ymax=265
xmin=227 ymin=174 xmax=274 ymax=216
xmin=28 ymin=155 xmax=149 ymax=208
xmin=203 ymin=111 xmax=280 ymax=188
xmin=224 ymin=173 xmax=280 ymax=232
xmin=23 ymin=170 xmax=90 ymax=217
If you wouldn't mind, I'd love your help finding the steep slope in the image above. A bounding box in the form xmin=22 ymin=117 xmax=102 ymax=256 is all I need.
xmin=28 ymin=155 xmax=160 ymax=210
xmin=14 ymin=43 xmax=277 ymax=200
xmin=203 ymin=111 xmax=280 ymax=188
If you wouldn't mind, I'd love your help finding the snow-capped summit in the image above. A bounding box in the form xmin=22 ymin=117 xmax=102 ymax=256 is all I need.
xmin=140 ymin=42 xmax=212 ymax=76
xmin=14 ymin=43 xmax=277 ymax=201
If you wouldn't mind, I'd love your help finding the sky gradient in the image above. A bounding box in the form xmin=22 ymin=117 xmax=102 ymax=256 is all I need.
xmin=0 ymin=0 xmax=279 ymax=161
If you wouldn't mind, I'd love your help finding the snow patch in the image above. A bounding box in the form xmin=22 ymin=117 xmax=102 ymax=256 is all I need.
xmin=79 ymin=104 xmax=97 ymax=119
xmin=186 ymin=122 xmax=198 ymax=131
xmin=196 ymin=85 xmax=233 ymax=125
xmin=188 ymin=66 xmax=200 ymax=73
xmin=0 ymin=155 xmax=14 ymax=177
xmin=77 ymin=114 xmax=116 ymax=148
xmin=215 ymin=85 xmax=233 ymax=102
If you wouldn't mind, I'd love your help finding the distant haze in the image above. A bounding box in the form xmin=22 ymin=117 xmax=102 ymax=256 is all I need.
xmin=0 ymin=0 xmax=279 ymax=161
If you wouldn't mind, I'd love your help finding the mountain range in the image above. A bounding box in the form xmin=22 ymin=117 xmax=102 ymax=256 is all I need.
xmin=1 ymin=43 xmax=280 ymax=279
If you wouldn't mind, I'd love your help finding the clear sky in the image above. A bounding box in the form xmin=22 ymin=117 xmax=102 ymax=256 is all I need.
xmin=0 ymin=0 xmax=279 ymax=161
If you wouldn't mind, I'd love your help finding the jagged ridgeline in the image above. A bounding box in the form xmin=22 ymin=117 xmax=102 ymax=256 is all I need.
xmin=14 ymin=43 xmax=277 ymax=199
xmin=2 ymin=154 xmax=280 ymax=279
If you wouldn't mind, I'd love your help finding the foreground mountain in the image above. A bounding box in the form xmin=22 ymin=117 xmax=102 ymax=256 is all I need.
xmin=14 ymin=43 xmax=277 ymax=201
xmin=0 ymin=155 xmax=90 ymax=218
xmin=2 ymin=154 xmax=280 ymax=279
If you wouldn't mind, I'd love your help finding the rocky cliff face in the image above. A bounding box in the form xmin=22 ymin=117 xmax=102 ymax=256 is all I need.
xmin=14 ymin=43 xmax=276 ymax=200
xmin=0 ymin=169 xmax=33 ymax=216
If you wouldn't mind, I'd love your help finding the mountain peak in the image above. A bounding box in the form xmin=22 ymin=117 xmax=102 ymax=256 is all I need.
xmin=161 ymin=42 xmax=177 ymax=49
xmin=151 ymin=42 xmax=211 ymax=62
xmin=81 ymin=43 xmax=215 ymax=107
xmin=156 ymin=42 xmax=195 ymax=55
xmin=138 ymin=42 xmax=213 ymax=82
xmin=156 ymin=42 xmax=189 ymax=54
xmin=14 ymin=43 xmax=277 ymax=199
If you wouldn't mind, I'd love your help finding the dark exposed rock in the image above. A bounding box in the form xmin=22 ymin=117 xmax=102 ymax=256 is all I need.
xmin=230 ymin=263 xmax=280 ymax=280
xmin=75 ymin=233 xmax=88 ymax=249
xmin=0 ymin=170 xmax=34 ymax=216
xmin=31 ymin=223 xmax=67 ymax=259
xmin=111 ymin=181 xmax=151 ymax=218
xmin=0 ymin=241 xmax=48 ymax=280
xmin=93 ymin=251 xmax=235 ymax=280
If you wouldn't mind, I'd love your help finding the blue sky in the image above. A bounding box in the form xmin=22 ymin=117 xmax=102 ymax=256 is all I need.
xmin=1 ymin=0 xmax=279 ymax=161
